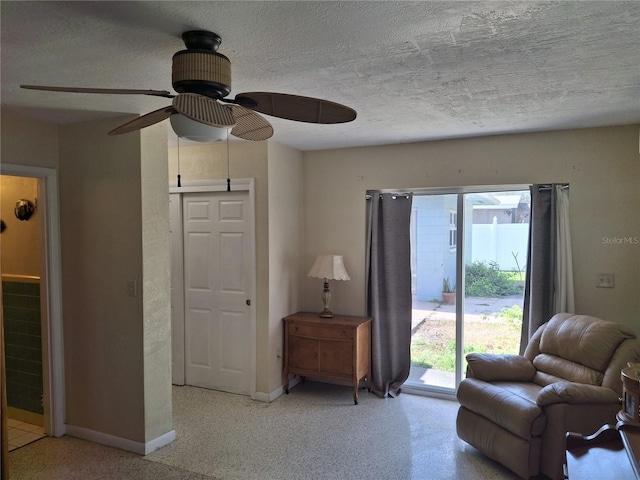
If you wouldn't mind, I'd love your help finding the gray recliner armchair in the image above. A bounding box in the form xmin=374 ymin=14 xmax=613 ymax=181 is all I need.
xmin=456 ymin=313 xmax=640 ymax=480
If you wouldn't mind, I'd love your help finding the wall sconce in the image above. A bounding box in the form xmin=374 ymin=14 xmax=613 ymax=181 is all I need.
xmin=307 ymin=254 xmax=350 ymax=318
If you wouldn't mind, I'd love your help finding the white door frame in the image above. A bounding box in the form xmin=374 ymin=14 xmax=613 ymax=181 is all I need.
xmin=169 ymin=178 xmax=257 ymax=398
xmin=0 ymin=163 xmax=65 ymax=437
xmin=169 ymin=194 xmax=185 ymax=385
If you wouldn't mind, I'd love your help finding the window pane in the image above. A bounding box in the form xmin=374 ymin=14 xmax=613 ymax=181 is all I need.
xmin=409 ymin=194 xmax=457 ymax=390
xmin=462 ymin=190 xmax=530 ymax=375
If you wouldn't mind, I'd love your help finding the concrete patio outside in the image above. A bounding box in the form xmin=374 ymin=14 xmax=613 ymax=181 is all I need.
xmin=407 ymin=295 xmax=524 ymax=390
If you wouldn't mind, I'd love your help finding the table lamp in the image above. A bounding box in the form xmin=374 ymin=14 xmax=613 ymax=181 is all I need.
xmin=307 ymin=254 xmax=350 ymax=318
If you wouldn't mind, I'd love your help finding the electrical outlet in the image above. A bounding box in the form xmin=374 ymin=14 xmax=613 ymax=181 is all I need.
xmin=596 ymin=273 xmax=614 ymax=288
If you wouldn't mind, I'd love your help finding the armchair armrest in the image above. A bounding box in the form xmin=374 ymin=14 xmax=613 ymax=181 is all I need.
xmin=466 ymin=353 xmax=536 ymax=382
xmin=536 ymin=381 xmax=621 ymax=406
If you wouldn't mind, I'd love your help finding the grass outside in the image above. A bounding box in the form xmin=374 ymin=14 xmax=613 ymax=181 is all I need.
xmin=411 ymin=306 xmax=522 ymax=372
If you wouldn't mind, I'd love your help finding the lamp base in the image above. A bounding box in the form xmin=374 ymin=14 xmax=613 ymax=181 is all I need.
xmin=319 ymin=279 xmax=333 ymax=318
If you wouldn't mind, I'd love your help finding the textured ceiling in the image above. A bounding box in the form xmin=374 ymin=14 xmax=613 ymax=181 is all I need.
xmin=1 ymin=1 xmax=639 ymax=151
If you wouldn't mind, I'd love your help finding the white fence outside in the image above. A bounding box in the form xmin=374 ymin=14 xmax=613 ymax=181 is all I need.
xmin=470 ymin=221 xmax=529 ymax=271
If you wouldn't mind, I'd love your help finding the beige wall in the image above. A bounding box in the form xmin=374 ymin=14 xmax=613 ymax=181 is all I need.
xmin=0 ymin=176 xmax=40 ymax=276
xmin=267 ymin=142 xmax=303 ymax=393
xmin=59 ymin=116 xmax=171 ymax=443
xmin=140 ymin=124 xmax=172 ymax=442
xmin=302 ymin=126 xmax=640 ymax=333
xmin=1 ymin=112 xmax=59 ymax=169
xmin=59 ymin=115 xmax=144 ymax=440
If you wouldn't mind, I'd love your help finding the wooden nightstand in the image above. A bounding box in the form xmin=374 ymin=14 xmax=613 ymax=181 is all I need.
xmin=283 ymin=312 xmax=372 ymax=404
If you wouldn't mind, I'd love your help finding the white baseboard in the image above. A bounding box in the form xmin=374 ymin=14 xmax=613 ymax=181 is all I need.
xmin=65 ymin=424 xmax=176 ymax=455
xmin=276 ymin=376 xmax=301 ymax=399
xmin=144 ymin=429 xmax=177 ymax=454
xmin=252 ymin=376 xmax=302 ymax=403
xmin=252 ymin=391 xmax=271 ymax=402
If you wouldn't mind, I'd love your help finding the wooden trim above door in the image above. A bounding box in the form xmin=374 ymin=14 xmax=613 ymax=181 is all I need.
xmin=170 ymin=178 xmax=254 ymax=194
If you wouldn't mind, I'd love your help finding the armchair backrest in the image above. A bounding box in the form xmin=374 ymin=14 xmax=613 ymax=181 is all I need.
xmin=522 ymin=313 xmax=639 ymax=395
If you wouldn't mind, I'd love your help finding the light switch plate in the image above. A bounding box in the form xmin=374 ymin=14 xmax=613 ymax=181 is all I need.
xmin=596 ymin=273 xmax=614 ymax=288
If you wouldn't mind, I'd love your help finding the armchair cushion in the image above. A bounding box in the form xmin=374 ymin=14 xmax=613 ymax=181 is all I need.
xmin=458 ymin=378 xmax=546 ymax=439
xmin=533 ymin=353 xmax=603 ymax=385
xmin=539 ymin=313 xmax=635 ymax=372
xmin=536 ymin=381 xmax=621 ymax=406
xmin=466 ymin=353 xmax=536 ymax=382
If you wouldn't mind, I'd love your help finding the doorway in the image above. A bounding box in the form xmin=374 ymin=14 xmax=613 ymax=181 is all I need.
xmin=169 ymin=179 xmax=256 ymax=397
xmin=405 ymin=186 xmax=530 ymax=396
xmin=0 ymin=165 xmax=64 ymax=449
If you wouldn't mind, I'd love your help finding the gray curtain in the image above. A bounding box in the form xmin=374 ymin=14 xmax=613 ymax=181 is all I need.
xmin=365 ymin=192 xmax=413 ymax=397
xmin=521 ymin=184 xmax=573 ymax=352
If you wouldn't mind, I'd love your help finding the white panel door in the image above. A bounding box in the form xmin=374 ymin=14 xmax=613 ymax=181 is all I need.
xmin=182 ymin=190 xmax=252 ymax=395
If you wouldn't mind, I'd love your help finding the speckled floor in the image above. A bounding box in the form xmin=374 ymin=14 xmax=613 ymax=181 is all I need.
xmin=9 ymin=382 xmax=524 ymax=480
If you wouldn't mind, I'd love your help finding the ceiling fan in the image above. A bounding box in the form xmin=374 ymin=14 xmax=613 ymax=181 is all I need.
xmin=21 ymin=30 xmax=357 ymax=142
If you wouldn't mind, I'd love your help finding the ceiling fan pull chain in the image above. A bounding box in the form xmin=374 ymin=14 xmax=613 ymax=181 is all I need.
xmin=177 ymin=136 xmax=182 ymax=187
xmin=226 ymin=130 xmax=231 ymax=192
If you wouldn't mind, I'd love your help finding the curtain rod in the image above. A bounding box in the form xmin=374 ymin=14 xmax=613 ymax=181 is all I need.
xmin=365 ymin=193 xmax=411 ymax=200
xmin=365 ymin=184 xmax=568 ymax=198
xmin=537 ymin=183 xmax=569 ymax=191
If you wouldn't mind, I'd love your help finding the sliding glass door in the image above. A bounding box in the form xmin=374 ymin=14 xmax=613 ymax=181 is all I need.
xmin=408 ymin=194 xmax=458 ymax=390
xmin=407 ymin=187 xmax=530 ymax=395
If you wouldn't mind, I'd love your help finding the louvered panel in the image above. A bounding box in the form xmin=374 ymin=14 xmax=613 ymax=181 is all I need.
xmin=230 ymin=105 xmax=273 ymax=141
xmin=173 ymin=93 xmax=235 ymax=128
xmin=172 ymin=51 xmax=232 ymax=88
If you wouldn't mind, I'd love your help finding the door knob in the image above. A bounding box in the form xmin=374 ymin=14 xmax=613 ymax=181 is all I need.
xmin=246 ymin=299 xmax=251 ymax=306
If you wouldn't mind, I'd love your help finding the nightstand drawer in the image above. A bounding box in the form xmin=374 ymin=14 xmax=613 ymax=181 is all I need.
xmin=288 ymin=323 xmax=353 ymax=340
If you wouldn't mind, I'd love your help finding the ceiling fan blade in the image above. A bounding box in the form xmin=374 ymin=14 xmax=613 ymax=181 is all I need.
xmin=108 ymin=106 xmax=176 ymax=135
xmin=172 ymin=93 xmax=235 ymax=128
xmin=21 ymin=85 xmax=174 ymax=98
xmin=235 ymin=92 xmax=357 ymax=124
xmin=229 ymin=105 xmax=274 ymax=141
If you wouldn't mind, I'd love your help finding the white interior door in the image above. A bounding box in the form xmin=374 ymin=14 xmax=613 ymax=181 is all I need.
xmin=181 ymin=189 xmax=254 ymax=395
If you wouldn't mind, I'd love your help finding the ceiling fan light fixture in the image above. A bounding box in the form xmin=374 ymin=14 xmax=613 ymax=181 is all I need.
xmin=170 ymin=114 xmax=228 ymax=142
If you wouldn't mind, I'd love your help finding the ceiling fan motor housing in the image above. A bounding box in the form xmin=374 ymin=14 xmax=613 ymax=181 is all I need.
xmin=172 ymin=49 xmax=231 ymax=98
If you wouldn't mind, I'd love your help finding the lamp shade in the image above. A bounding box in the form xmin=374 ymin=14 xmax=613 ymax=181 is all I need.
xmin=170 ymin=114 xmax=228 ymax=142
xmin=307 ymin=254 xmax=350 ymax=281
